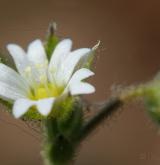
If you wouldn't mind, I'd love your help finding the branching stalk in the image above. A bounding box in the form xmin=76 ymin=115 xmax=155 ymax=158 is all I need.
xmin=78 ymin=97 xmax=123 ymax=141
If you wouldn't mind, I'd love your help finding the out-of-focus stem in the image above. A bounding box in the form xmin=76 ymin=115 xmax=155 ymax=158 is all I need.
xmin=78 ymin=97 xmax=123 ymax=141
xmin=78 ymin=84 xmax=149 ymax=141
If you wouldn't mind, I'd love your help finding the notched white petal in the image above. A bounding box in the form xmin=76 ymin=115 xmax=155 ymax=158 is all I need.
xmin=7 ymin=44 xmax=26 ymax=58
xmin=57 ymin=48 xmax=91 ymax=84
xmin=36 ymin=98 xmax=55 ymax=116
xmin=50 ymin=38 xmax=72 ymax=66
xmin=66 ymin=68 xmax=95 ymax=95
xmin=7 ymin=44 xmax=28 ymax=74
xmin=13 ymin=98 xmax=55 ymax=118
xmin=0 ymin=64 xmax=29 ymax=92
xmin=26 ymin=39 xmax=49 ymax=85
xmin=27 ymin=39 xmax=47 ymax=65
xmin=68 ymin=68 xmax=94 ymax=84
xmin=49 ymin=39 xmax=72 ymax=83
xmin=0 ymin=81 xmax=26 ymax=101
xmin=70 ymin=82 xmax=95 ymax=95
xmin=13 ymin=99 xmax=35 ymax=118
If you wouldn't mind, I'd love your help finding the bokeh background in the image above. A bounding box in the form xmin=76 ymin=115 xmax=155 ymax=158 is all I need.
xmin=0 ymin=0 xmax=160 ymax=164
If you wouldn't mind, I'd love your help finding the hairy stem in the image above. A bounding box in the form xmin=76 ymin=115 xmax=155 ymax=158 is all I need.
xmin=42 ymin=97 xmax=123 ymax=165
xmin=42 ymin=119 xmax=75 ymax=165
xmin=79 ymin=97 xmax=123 ymax=141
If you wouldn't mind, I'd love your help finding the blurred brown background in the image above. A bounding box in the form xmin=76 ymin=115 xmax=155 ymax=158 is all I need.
xmin=0 ymin=0 xmax=160 ymax=164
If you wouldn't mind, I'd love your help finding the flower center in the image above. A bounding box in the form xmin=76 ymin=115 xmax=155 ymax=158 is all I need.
xmin=29 ymin=83 xmax=64 ymax=100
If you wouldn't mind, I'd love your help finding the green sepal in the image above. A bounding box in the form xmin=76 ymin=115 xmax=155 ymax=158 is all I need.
xmin=49 ymin=96 xmax=83 ymax=139
xmin=0 ymin=98 xmax=12 ymax=113
xmin=45 ymin=35 xmax=59 ymax=59
xmin=0 ymin=57 xmax=5 ymax=64
xmin=84 ymin=41 xmax=100 ymax=69
xmin=43 ymin=112 xmax=82 ymax=165
xmin=84 ymin=50 xmax=96 ymax=69
xmin=42 ymin=98 xmax=83 ymax=165
xmin=144 ymin=84 xmax=160 ymax=124
xmin=45 ymin=23 xmax=59 ymax=59
xmin=57 ymin=98 xmax=83 ymax=140
xmin=22 ymin=107 xmax=46 ymax=120
xmin=0 ymin=54 xmax=9 ymax=65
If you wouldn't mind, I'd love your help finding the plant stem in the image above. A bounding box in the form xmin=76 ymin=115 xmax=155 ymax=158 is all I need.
xmin=42 ymin=118 xmax=74 ymax=165
xmin=79 ymin=97 xmax=123 ymax=141
xmin=42 ymin=97 xmax=123 ymax=165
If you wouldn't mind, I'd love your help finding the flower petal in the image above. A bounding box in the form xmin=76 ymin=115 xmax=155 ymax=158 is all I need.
xmin=49 ymin=39 xmax=72 ymax=68
xmin=27 ymin=39 xmax=48 ymax=84
xmin=65 ymin=68 xmax=95 ymax=95
xmin=70 ymin=82 xmax=95 ymax=95
xmin=27 ymin=39 xmax=48 ymax=65
xmin=68 ymin=68 xmax=94 ymax=83
xmin=0 ymin=64 xmax=29 ymax=92
xmin=36 ymin=98 xmax=55 ymax=116
xmin=13 ymin=98 xmax=35 ymax=118
xmin=57 ymin=48 xmax=91 ymax=84
xmin=13 ymin=97 xmax=55 ymax=118
xmin=48 ymin=39 xmax=72 ymax=83
xmin=79 ymin=41 xmax=100 ymax=68
xmin=7 ymin=44 xmax=28 ymax=74
xmin=0 ymin=81 xmax=26 ymax=101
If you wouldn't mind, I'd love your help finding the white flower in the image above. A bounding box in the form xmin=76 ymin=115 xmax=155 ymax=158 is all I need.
xmin=0 ymin=39 xmax=97 ymax=118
